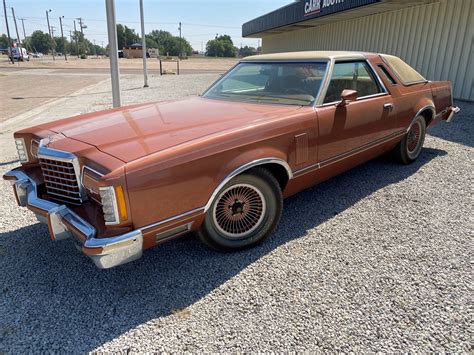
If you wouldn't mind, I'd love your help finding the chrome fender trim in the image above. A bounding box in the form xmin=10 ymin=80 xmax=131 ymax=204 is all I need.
xmin=408 ymin=105 xmax=436 ymax=132
xmin=204 ymin=157 xmax=292 ymax=212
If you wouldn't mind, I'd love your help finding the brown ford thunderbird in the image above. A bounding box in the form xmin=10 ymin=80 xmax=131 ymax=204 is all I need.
xmin=4 ymin=51 xmax=460 ymax=268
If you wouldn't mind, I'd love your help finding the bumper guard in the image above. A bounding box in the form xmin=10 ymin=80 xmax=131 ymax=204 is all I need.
xmin=4 ymin=169 xmax=143 ymax=269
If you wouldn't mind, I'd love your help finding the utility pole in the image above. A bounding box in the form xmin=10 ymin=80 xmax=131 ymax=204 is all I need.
xmin=11 ymin=7 xmax=22 ymax=60
xmin=178 ymin=22 xmax=182 ymax=58
xmin=77 ymin=17 xmax=86 ymax=35
xmin=20 ymin=18 xmax=29 ymax=52
xmin=73 ymin=20 xmax=79 ymax=58
xmin=105 ymin=0 xmax=121 ymax=107
xmin=59 ymin=16 xmax=67 ymax=60
xmin=139 ymin=0 xmax=148 ymax=87
xmin=46 ymin=9 xmax=55 ymax=60
xmin=2 ymin=0 xmax=13 ymax=63
xmin=20 ymin=18 xmax=26 ymax=39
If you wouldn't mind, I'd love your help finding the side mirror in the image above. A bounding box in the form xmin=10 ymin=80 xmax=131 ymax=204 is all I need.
xmin=337 ymin=89 xmax=358 ymax=107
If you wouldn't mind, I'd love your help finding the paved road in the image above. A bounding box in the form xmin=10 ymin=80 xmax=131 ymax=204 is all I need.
xmin=0 ymin=79 xmax=471 ymax=352
xmin=0 ymin=71 xmax=106 ymax=121
xmin=0 ymin=66 xmax=227 ymax=75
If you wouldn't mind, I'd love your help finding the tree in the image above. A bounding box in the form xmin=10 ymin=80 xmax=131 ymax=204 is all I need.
xmin=116 ymin=24 xmax=139 ymax=49
xmin=0 ymin=34 xmax=10 ymax=48
xmin=206 ymin=35 xmax=237 ymax=57
xmin=54 ymin=36 xmax=68 ymax=54
xmin=239 ymin=45 xmax=257 ymax=57
xmin=91 ymin=44 xmax=105 ymax=56
xmin=145 ymin=36 xmax=160 ymax=51
xmin=29 ymin=30 xmax=50 ymax=53
xmin=147 ymin=29 xmax=192 ymax=56
xmin=206 ymin=39 xmax=224 ymax=57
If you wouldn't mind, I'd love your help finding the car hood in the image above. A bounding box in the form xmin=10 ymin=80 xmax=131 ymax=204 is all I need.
xmin=51 ymin=97 xmax=302 ymax=162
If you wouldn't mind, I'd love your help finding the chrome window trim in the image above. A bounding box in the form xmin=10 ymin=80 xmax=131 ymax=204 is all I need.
xmin=377 ymin=64 xmax=399 ymax=86
xmin=316 ymin=58 xmax=389 ymax=107
xmin=318 ymin=92 xmax=389 ymax=108
xmin=202 ymin=60 xmax=330 ymax=107
xmin=379 ymin=54 xmax=428 ymax=86
xmin=366 ymin=58 xmax=388 ymax=94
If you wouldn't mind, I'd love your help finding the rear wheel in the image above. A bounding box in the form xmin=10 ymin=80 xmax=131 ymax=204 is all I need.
xmin=198 ymin=168 xmax=282 ymax=251
xmin=393 ymin=115 xmax=426 ymax=164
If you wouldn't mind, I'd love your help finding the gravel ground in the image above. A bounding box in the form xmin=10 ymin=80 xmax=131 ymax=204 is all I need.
xmin=0 ymin=76 xmax=472 ymax=352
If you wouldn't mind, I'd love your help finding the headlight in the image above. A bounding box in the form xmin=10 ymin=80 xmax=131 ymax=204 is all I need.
xmin=99 ymin=186 xmax=128 ymax=225
xmin=15 ymin=138 xmax=29 ymax=163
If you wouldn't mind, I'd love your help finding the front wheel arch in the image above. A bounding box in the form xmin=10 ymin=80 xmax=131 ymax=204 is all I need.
xmin=204 ymin=157 xmax=292 ymax=212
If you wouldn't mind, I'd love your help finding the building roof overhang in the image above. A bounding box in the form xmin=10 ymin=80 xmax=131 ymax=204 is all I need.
xmin=242 ymin=0 xmax=439 ymax=38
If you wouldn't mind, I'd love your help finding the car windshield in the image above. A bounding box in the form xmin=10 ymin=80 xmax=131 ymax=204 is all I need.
xmin=203 ymin=61 xmax=328 ymax=106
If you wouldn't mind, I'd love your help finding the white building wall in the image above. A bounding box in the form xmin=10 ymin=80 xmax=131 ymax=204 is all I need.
xmin=262 ymin=0 xmax=473 ymax=101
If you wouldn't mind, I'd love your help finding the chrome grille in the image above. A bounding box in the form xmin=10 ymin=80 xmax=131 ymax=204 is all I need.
xmin=40 ymin=158 xmax=83 ymax=205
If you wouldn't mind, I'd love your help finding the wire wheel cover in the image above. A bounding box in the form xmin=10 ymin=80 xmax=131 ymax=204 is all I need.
xmin=213 ymin=183 xmax=266 ymax=239
xmin=407 ymin=121 xmax=422 ymax=153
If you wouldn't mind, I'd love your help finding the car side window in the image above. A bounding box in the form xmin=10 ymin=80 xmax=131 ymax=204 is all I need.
xmin=324 ymin=61 xmax=383 ymax=104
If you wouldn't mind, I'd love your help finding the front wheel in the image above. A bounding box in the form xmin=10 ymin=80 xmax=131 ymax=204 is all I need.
xmin=393 ymin=115 xmax=426 ymax=164
xmin=198 ymin=167 xmax=283 ymax=252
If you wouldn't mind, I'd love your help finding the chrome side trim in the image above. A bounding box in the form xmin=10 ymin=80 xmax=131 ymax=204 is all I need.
xmin=292 ymin=162 xmax=321 ymax=176
xmin=139 ymin=207 xmax=204 ymax=233
xmin=204 ymin=157 xmax=293 ymax=212
xmin=155 ymin=222 xmax=194 ymax=242
xmin=408 ymin=105 xmax=436 ymax=132
xmin=293 ymin=129 xmax=406 ymax=177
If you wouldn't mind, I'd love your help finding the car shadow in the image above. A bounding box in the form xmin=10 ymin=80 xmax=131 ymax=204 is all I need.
xmin=0 ymin=147 xmax=446 ymax=352
xmin=427 ymin=100 xmax=473 ymax=148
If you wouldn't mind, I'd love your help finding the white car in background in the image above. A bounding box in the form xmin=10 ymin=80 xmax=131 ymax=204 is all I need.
xmin=10 ymin=47 xmax=29 ymax=61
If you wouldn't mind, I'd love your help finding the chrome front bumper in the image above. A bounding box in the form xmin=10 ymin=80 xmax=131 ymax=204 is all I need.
xmin=4 ymin=169 xmax=143 ymax=269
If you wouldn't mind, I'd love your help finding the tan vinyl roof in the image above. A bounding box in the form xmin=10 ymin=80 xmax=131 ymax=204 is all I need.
xmin=241 ymin=51 xmax=367 ymax=61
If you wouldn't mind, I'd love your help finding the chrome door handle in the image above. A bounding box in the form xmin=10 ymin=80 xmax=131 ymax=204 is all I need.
xmin=383 ymin=103 xmax=394 ymax=110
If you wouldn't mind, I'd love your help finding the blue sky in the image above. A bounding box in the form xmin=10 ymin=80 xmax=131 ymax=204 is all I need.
xmin=1 ymin=0 xmax=291 ymax=50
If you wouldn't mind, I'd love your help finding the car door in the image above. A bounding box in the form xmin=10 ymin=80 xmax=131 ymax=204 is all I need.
xmin=316 ymin=60 xmax=397 ymax=164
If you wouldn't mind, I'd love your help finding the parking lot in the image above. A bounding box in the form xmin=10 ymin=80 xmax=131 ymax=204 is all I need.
xmin=0 ymin=68 xmax=472 ymax=352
